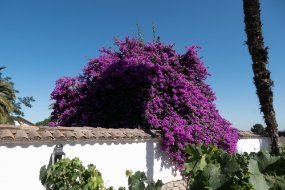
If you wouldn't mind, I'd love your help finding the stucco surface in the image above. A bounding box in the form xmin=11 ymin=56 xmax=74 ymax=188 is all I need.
xmin=0 ymin=140 xmax=181 ymax=189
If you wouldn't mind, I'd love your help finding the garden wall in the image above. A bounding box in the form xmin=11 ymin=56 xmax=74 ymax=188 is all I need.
xmin=0 ymin=140 xmax=182 ymax=189
xmin=0 ymin=125 xmax=284 ymax=190
xmin=237 ymin=131 xmax=285 ymax=154
xmin=0 ymin=125 xmax=181 ymax=189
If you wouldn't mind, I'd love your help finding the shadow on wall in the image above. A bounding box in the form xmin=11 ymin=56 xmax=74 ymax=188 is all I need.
xmin=146 ymin=140 xmax=179 ymax=181
xmin=146 ymin=141 xmax=154 ymax=181
xmin=153 ymin=142 xmax=179 ymax=176
xmin=259 ymin=137 xmax=271 ymax=151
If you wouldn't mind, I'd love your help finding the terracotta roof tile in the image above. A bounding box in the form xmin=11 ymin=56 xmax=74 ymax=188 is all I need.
xmin=29 ymin=130 xmax=41 ymax=140
xmin=0 ymin=125 xmax=272 ymax=145
xmin=109 ymin=130 xmax=125 ymax=139
xmin=83 ymin=130 xmax=95 ymax=139
xmin=74 ymin=131 xmax=86 ymax=139
xmin=15 ymin=130 xmax=29 ymax=140
xmin=0 ymin=129 xmax=14 ymax=140
xmin=52 ymin=130 xmax=65 ymax=139
xmin=64 ymin=131 xmax=76 ymax=140
xmin=238 ymin=130 xmax=267 ymax=137
xmin=39 ymin=131 xmax=54 ymax=140
xmin=92 ymin=131 xmax=106 ymax=139
xmin=0 ymin=125 xmax=160 ymax=144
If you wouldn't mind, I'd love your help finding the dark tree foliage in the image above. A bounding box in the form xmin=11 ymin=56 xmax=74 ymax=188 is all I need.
xmin=251 ymin=123 xmax=267 ymax=135
xmin=35 ymin=118 xmax=50 ymax=126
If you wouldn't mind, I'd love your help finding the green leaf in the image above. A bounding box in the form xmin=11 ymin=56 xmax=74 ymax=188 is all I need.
xmin=248 ymin=159 xmax=270 ymax=190
xmin=191 ymin=163 xmax=224 ymax=190
xmin=265 ymin=175 xmax=285 ymax=190
xmin=184 ymin=144 xmax=208 ymax=175
xmin=251 ymin=151 xmax=279 ymax=172
xmin=40 ymin=157 xmax=105 ymax=190
xmin=221 ymin=155 xmax=242 ymax=175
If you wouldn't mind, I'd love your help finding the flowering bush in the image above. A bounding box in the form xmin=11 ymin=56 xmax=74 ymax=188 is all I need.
xmin=50 ymin=37 xmax=238 ymax=167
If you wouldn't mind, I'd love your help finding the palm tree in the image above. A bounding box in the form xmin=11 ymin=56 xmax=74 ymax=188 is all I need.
xmin=243 ymin=0 xmax=280 ymax=154
xmin=0 ymin=81 xmax=15 ymax=123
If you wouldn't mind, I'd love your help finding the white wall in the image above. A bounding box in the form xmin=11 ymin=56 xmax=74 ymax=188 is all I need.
xmin=236 ymin=137 xmax=271 ymax=153
xmin=237 ymin=137 xmax=285 ymax=154
xmin=0 ymin=140 xmax=181 ymax=190
xmin=0 ymin=137 xmax=284 ymax=190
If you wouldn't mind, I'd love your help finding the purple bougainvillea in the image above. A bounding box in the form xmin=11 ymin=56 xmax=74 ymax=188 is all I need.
xmin=50 ymin=37 xmax=238 ymax=167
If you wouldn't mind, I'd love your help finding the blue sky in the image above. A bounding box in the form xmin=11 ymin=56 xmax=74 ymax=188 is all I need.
xmin=0 ymin=0 xmax=284 ymax=130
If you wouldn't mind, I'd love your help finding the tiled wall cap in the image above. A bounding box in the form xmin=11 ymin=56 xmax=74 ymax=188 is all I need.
xmin=238 ymin=131 xmax=266 ymax=137
xmin=74 ymin=131 xmax=86 ymax=139
xmin=64 ymin=131 xmax=77 ymax=140
xmin=92 ymin=131 xmax=105 ymax=139
xmin=29 ymin=130 xmax=41 ymax=140
xmin=0 ymin=129 xmax=14 ymax=140
xmin=15 ymin=130 xmax=29 ymax=140
xmin=83 ymin=130 xmax=95 ymax=139
xmin=109 ymin=131 xmax=122 ymax=138
xmin=39 ymin=131 xmax=54 ymax=140
xmin=124 ymin=132 xmax=135 ymax=138
xmin=1 ymin=125 xmax=269 ymax=144
xmin=52 ymin=130 xmax=65 ymax=139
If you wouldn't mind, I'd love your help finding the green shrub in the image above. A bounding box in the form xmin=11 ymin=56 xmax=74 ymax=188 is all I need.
xmin=40 ymin=157 xmax=163 ymax=190
xmin=184 ymin=144 xmax=285 ymax=190
xmin=40 ymin=157 xmax=106 ymax=190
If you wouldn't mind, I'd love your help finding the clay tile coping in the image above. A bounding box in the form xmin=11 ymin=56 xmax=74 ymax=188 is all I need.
xmin=15 ymin=130 xmax=29 ymax=140
xmin=129 ymin=129 xmax=150 ymax=138
xmin=0 ymin=129 xmax=14 ymax=140
xmin=238 ymin=130 xmax=266 ymax=138
xmin=39 ymin=130 xmax=54 ymax=140
xmin=64 ymin=131 xmax=76 ymax=140
xmin=93 ymin=131 xmax=111 ymax=139
xmin=28 ymin=130 xmax=41 ymax=140
xmin=109 ymin=130 xmax=126 ymax=139
xmin=52 ymin=130 xmax=65 ymax=139
xmin=1 ymin=125 xmax=270 ymax=144
xmin=83 ymin=130 xmax=95 ymax=139
xmin=0 ymin=125 xmax=161 ymax=144
xmin=74 ymin=131 xmax=86 ymax=139
xmin=124 ymin=130 xmax=135 ymax=138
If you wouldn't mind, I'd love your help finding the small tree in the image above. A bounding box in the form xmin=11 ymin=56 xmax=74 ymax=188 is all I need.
xmin=251 ymin=123 xmax=266 ymax=135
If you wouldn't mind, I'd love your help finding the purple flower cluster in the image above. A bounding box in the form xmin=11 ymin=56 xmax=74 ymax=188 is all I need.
xmin=50 ymin=37 xmax=238 ymax=167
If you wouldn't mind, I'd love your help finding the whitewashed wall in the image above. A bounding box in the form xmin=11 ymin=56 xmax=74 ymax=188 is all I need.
xmin=0 ymin=137 xmax=284 ymax=190
xmin=0 ymin=140 xmax=181 ymax=190
xmin=237 ymin=137 xmax=285 ymax=154
xmin=237 ymin=137 xmax=271 ymax=153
